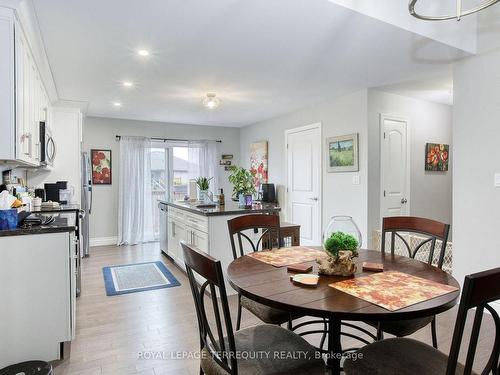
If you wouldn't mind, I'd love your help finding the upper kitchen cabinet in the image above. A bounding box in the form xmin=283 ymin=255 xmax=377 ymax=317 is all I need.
xmin=0 ymin=7 xmax=50 ymax=167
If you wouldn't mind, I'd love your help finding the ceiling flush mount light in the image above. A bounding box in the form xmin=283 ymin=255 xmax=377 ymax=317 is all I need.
xmin=409 ymin=0 xmax=500 ymax=21
xmin=123 ymin=81 xmax=134 ymax=87
xmin=203 ymin=93 xmax=220 ymax=109
xmin=113 ymin=102 xmax=122 ymax=107
xmin=137 ymin=49 xmax=150 ymax=56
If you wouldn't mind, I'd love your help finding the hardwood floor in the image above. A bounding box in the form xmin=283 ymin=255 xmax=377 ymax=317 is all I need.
xmin=54 ymin=242 xmax=495 ymax=374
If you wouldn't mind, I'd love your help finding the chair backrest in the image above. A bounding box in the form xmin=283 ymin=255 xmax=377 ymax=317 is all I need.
xmin=381 ymin=216 xmax=450 ymax=269
xmin=181 ymin=241 xmax=237 ymax=374
xmin=227 ymin=214 xmax=281 ymax=260
xmin=446 ymin=267 xmax=500 ymax=375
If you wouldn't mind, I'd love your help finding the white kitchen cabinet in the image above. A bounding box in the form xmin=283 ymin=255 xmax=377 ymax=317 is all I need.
xmin=0 ymin=7 xmax=50 ymax=167
xmin=0 ymin=231 xmax=77 ymax=367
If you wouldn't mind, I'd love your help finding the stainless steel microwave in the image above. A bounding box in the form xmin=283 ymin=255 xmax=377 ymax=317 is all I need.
xmin=39 ymin=121 xmax=56 ymax=167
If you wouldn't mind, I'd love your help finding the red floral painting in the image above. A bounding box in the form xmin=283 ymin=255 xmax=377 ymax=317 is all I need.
xmin=91 ymin=149 xmax=112 ymax=185
xmin=250 ymin=141 xmax=268 ymax=190
xmin=425 ymin=143 xmax=449 ymax=171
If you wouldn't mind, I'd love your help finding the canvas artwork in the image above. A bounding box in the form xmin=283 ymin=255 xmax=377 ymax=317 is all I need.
xmin=91 ymin=149 xmax=112 ymax=184
xmin=425 ymin=143 xmax=449 ymax=171
xmin=327 ymin=133 xmax=359 ymax=172
xmin=250 ymin=140 xmax=268 ymax=189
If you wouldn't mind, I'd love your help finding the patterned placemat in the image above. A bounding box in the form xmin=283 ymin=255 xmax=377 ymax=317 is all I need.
xmin=329 ymin=271 xmax=458 ymax=311
xmin=247 ymin=246 xmax=327 ymax=267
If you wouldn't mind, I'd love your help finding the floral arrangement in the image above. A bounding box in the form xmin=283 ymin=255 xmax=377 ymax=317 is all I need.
xmin=324 ymin=231 xmax=359 ymax=258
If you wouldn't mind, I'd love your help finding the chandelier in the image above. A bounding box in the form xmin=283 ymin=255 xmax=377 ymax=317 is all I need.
xmin=409 ymin=0 xmax=500 ymax=21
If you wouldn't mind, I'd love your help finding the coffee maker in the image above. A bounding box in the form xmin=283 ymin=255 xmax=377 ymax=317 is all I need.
xmin=259 ymin=183 xmax=276 ymax=203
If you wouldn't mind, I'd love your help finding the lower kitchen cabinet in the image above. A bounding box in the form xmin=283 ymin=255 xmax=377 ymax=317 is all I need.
xmin=0 ymin=231 xmax=77 ymax=367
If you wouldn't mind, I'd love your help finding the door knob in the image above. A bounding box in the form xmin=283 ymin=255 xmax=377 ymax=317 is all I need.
xmin=401 ymin=198 xmax=408 ymax=204
xmin=309 ymin=197 xmax=319 ymax=201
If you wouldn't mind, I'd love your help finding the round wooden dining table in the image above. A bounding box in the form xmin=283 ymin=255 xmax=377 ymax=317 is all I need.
xmin=227 ymin=248 xmax=460 ymax=375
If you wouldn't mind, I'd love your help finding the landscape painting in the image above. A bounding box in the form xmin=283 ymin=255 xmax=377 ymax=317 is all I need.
xmin=91 ymin=149 xmax=112 ymax=184
xmin=425 ymin=143 xmax=449 ymax=171
xmin=250 ymin=141 xmax=268 ymax=189
xmin=327 ymin=133 xmax=359 ymax=172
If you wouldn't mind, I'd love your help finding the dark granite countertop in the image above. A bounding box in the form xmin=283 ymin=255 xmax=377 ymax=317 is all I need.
xmin=159 ymin=200 xmax=281 ymax=216
xmin=0 ymin=214 xmax=76 ymax=237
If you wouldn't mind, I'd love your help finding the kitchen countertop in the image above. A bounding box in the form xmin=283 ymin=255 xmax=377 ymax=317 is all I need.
xmin=0 ymin=214 xmax=76 ymax=237
xmin=160 ymin=200 xmax=281 ymax=216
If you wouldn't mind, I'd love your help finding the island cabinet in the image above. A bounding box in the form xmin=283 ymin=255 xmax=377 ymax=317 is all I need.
xmin=163 ymin=201 xmax=281 ymax=293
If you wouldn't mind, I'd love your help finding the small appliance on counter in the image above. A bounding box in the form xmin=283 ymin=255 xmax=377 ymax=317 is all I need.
xmin=44 ymin=181 xmax=72 ymax=203
xmin=34 ymin=188 xmax=46 ymax=201
xmin=259 ymin=183 xmax=276 ymax=203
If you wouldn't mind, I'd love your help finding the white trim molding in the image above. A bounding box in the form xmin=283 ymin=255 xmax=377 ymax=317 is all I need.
xmin=90 ymin=236 xmax=118 ymax=247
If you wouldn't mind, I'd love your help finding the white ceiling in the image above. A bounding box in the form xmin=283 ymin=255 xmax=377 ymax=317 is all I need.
xmin=375 ymin=76 xmax=454 ymax=106
xmin=33 ymin=0 xmax=469 ymax=127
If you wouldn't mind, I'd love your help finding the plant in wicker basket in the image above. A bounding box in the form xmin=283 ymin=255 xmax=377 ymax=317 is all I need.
xmin=318 ymin=232 xmax=359 ymax=276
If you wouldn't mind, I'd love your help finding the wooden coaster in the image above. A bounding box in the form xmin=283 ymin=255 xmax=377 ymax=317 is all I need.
xmin=290 ymin=274 xmax=319 ymax=287
xmin=362 ymin=262 xmax=384 ymax=272
xmin=287 ymin=264 xmax=313 ymax=273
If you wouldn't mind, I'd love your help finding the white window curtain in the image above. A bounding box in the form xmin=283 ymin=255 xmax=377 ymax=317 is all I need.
xmin=118 ymin=136 xmax=155 ymax=245
xmin=187 ymin=140 xmax=220 ymax=194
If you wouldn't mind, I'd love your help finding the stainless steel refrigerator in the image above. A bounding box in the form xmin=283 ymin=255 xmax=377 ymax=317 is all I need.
xmin=81 ymin=152 xmax=92 ymax=258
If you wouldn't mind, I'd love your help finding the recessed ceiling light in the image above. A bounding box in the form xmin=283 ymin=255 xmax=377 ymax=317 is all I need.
xmin=113 ymin=102 xmax=122 ymax=107
xmin=123 ymin=81 xmax=134 ymax=87
xmin=203 ymin=93 xmax=220 ymax=109
xmin=137 ymin=49 xmax=150 ymax=56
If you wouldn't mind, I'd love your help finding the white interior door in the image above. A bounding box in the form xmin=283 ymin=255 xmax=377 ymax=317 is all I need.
xmin=286 ymin=124 xmax=322 ymax=246
xmin=380 ymin=115 xmax=410 ymax=218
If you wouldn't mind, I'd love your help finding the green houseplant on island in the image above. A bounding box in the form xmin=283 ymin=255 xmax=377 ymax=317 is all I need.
xmin=227 ymin=166 xmax=256 ymax=207
xmin=196 ymin=177 xmax=213 ymax=203
xmin=318 ymin=216 xmax=361 ymax=276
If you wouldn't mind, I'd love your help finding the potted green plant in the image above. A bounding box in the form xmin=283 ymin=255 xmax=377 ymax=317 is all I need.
xmin=195 ymin=177 xmax=213 ymax=203
xmin=227 ymin=166 xmax=256 ymax=206
xmin=318 ymin=231 xmax=359 ymax=276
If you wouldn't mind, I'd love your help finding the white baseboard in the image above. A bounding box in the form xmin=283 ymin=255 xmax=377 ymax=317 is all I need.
xmin=90 ymin=236 xmax=118 ymax=247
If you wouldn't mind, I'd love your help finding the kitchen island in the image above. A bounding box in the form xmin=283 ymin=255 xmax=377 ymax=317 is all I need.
xmin=159 ymin=200 xmax=281 ymax=292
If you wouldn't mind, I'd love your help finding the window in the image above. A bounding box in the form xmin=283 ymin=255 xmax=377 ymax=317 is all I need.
xmin=171 ymin=147 xmax=189 ymax=201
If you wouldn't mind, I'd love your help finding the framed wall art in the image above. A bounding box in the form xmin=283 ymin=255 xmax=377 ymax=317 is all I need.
xmin=91 ymin=149 xmax=112 ymax=184
xmin=425 ymin=143 xmax=449 ymax=171
xmin=326 ymin=133 xmax=359 ymax=172
xmin=250 ymin=140 xmax=268 ymax=189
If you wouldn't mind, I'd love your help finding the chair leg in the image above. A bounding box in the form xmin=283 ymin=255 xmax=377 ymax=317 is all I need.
xmin=236 ymin=294 xmax=243 ymax=331
xmin=319 ymin=318 xmax=327 ymax=350
xmin=287 ymin=315 xmax=293 ymax=330
xmin=376 ymin=322 xmax=384 ymax=341
xmin=431 ymin=316 xmax=438 ymax=349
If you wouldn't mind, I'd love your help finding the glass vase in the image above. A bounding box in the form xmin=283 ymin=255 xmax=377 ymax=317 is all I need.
xmin=323 ymin=215 xmax=362 ymax=250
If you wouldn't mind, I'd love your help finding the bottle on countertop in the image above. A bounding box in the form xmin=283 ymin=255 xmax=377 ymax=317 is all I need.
xmin=218 ymin=188 xmax=225 ymax=206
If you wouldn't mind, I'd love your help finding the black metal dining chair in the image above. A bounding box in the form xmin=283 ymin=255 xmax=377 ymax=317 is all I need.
xmin=368 ymin=216 xmax=451 ymax=348
xmin=227 ymin=214 xmax=302 ymax=330
xmin=344 ymin=266 xmax=500 ymax=375
xmin=181 ymin=241 xmax=326 ymax=375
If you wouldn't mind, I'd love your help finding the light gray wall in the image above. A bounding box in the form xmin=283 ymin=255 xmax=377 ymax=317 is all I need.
xmin=452 ymin=47 xmax=500 ymax=284
xmin=240 ymin=90 xmax=369 ymax=242
xmin=367 ymin=90 xmax=453 ymax=244
xmin=83 ymin=116 xmax=240 ymax=240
